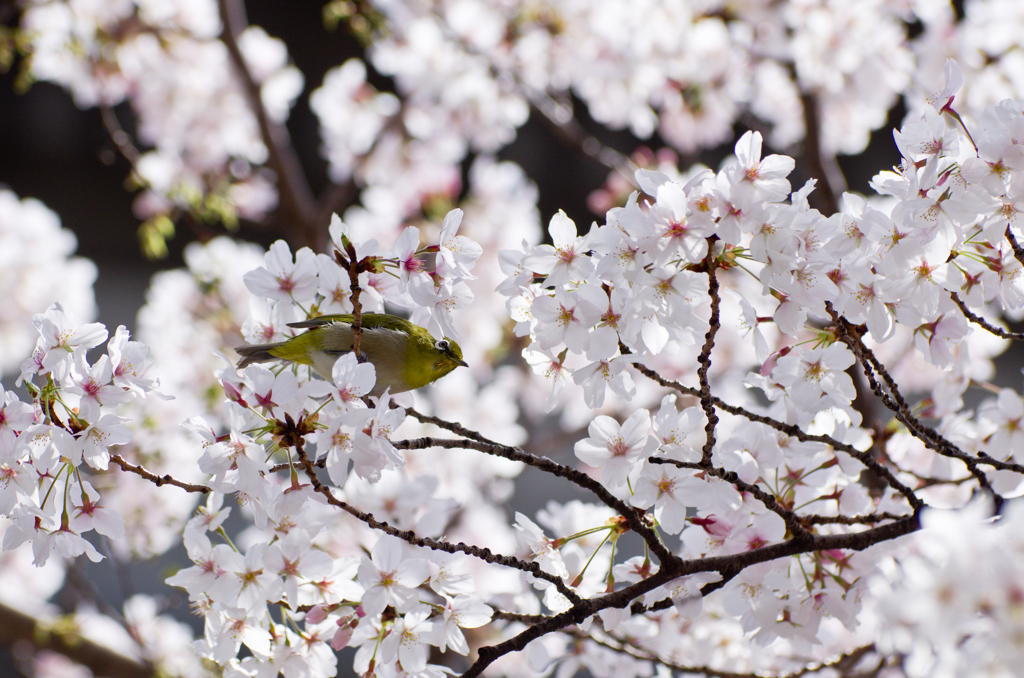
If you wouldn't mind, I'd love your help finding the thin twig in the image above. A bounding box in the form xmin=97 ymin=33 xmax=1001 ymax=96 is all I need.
xmin=827 ymin=304 xmax=1001 ymax=503
xmin=697 ymin=244 xmax=722 ymax=466
xmin=394 ymin=432 xmax=675 ymax=566
xmin=109 ymin=455 xmax=212 ymax=494
xmin=651 ymin=455 xmax=813 ymax=543
xmin=292 ymin=440 xmax=584 ymax=605
xmin=622 ymin=346 xmax=923 ymax=510
xmin=949 ymin=291 xmax=1024 ymax=340
xmin=491 ymin=611 xmax=550 ymax=625
xmin=797 ymin=511 xmax=910 ymax=526
xmin=99 ymin=104 xmax=141 ymax=165
xmin=583 ymin=629 xmax=876 ymax=678
xmin=1006 ymin=225 xmax=1024 ymax=266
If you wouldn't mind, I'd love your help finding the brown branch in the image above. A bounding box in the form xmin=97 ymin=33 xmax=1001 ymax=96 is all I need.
xmin=974 ymin=450 xmax=1024 ymax=474
xmin=585 ymin=629 xmax=877 ymax=678
xmin=393 ymin=430 xmax=675 ymax=566
xmin=109 ymin=455 xmax=212 ymax=494
xmin=1006 ymin=225 xmax=1024 ymax=266
xmin=218 ymin=0 xmax=321 ymax=250
xmin=798 ymin=92 xmax=843 ymax=217
xmin=344 ymin=240 xmax=365 ymax=353
xmin=797 ymin=511 xmax=910 ymax=526
xmin=463 ymin=516 xmax=918 ymax=676
xmin=291 ymin=441 xmax=584 ymax=605
xmin=491 ymin=611 xmax=550 ymax=625
xmin=949 ymin=291 xmax=1024 ymax=340
xmin=697 ymin=245 xmax=722 ymax=467
xmin=651 ymin=456 xmax=813 ymax=543
xmin=826 ymin=305 xmax=1000 ymax=502
xmin=404 ymin=406 xmax=499 ymax=445
xmin=634 ymin=569 xmax=741 ymax=615
xmin=0 ymin=602 xmax=154 ymax=678
xmin=623 ymin=346 xmax=923 ymax=510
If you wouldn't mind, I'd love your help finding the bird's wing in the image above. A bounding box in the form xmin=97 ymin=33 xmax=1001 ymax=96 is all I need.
xmin=287 ymin=316 xmax=344 ymax=329
xmin=287 ymin=314 xmax=399 ymax=330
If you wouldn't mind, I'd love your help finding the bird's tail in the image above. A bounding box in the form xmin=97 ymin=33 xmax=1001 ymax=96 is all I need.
xmin=235 ymin=343 xmax=286 ymax=369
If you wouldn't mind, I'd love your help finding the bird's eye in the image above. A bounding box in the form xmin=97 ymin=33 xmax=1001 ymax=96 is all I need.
xmin=435 ymin=339 xmax=450 ymax=351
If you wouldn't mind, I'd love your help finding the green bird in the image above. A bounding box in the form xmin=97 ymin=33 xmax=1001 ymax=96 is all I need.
xmin=235 ymin=313 xmax=467 ymax=397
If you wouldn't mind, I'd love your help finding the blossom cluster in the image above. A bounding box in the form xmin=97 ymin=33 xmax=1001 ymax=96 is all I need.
xmin=168 ymin=510 xmax=493 ymax=676
xmin=9 ymin=68 xmax=1024 ymax=677
xmin=487 ymin=61 xmax=1024 ymax=670
xmin=8 ymin=0 xmax=1024 ymax=674
xmin=152 ymin=210 xmax=516 ymax=675
xmin=870 ymin=500 xmax=1024 ymax=678
xmin=1 ymin=303 xmax=160 ymax=565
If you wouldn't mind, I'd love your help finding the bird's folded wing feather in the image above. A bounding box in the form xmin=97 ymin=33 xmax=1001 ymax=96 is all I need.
xmin=287 ymin=314 xmax=397 ymax=330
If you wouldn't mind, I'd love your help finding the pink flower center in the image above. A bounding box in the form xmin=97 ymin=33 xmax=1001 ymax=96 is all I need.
xmin=665 ymin=220 xmax=687 ymax=238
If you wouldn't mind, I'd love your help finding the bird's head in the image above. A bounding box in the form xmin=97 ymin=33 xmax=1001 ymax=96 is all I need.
xmin=404 ymin=330 xmax=468 ymax=389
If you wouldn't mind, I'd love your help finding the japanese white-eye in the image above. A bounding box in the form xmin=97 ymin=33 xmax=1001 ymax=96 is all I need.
xmin=235 ymin=313 xmax=467 ymax=396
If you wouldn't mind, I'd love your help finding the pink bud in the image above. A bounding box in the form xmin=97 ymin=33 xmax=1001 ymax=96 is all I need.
xmin=306 ymin=604 xmax=328 ymax=624
xmin=330 ymin=625 xmax=353 ymax=651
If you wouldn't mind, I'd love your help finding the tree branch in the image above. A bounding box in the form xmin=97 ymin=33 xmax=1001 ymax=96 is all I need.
xmin=826 ymin=304 xmax=1001 ymax=502
xmin=109 ymin=455 xmax=212 ymax=494
xmin=0 ymin=602 xmax=155 ymax=678
xmin=291 ymin=440 xmax=584 ymax=605
xmin=949 ymin=291 xmax=1024 ymax=340
xmin=799 ymin=91 xmax=843 ymax=216
xmin=623 ymin=346 xmax=923 ymax=510
xmin=697 ymin=245 xmax=722 ymax=466
xmin=218 ymin=0 xmax=321 ymax=250
xmin=462 ymin=516 xmax=918 ymax=676
xmin=394 ymin=428 xmax=675 ymax=566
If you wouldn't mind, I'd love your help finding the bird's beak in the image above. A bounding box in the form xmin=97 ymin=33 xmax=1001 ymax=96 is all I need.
xmin=457 ymin=359 xmax=468 ymax=368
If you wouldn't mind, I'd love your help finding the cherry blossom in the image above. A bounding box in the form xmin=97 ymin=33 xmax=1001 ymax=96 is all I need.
xmin=523 ymin=211 xmax=595 ymax=288
xmin=574 ymin=409 xmax=656 ymax=490
xmin=242 ymin=241 xmax=319 ymax=303
xmin=357 ymin=537 xmax=430 ymax=618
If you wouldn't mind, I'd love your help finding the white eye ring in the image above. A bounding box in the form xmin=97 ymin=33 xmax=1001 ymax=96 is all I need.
xmin=435 ymin=339 xmax=450 ymax=351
